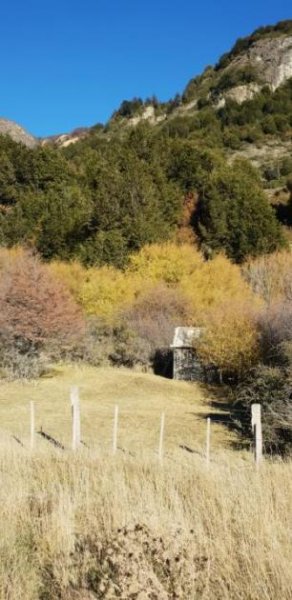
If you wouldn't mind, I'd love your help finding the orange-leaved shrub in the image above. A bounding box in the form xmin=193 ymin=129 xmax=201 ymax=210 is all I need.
xmin=0 ymin=249 xmax=85 ymax=377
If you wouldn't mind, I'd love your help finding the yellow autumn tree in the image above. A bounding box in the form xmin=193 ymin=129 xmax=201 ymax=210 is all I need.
xmin=48 ymin=260 xmax=88 ymax=302
xmin=47 ymin=243 xmax=262 ymax=375
xmin=180 ymin=253 xmax=259 ymax=317
xmin=128 ymin=242 xmax=203 ymax=284
xmin=79 ymin=266 xmax=145 ymax=321
xmin=196 ymin=299 xmax=260 ymax=378
xmin=49 ymin=261 xmax=143 ymax=320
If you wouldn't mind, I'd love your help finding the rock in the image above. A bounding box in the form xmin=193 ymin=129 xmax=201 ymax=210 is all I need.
xmin=229 ymin=35 xmax=292 ymax=91
xmin=0 ymin=118 xmax=37 ymax=147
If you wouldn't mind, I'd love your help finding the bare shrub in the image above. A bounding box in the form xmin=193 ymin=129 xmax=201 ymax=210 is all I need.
xmin=78 ymin=318 xmax=116 ymax=367
xmin=0 ymin=346 xmax=48 ymax=380
xmin=257 ymin=301 xmax=292 ymax=367
xmin=243 ymin=251 xmax=292 ymax=305
xmin=71 ymin=524 xmax=205 ymax=598
xmin=232 ymin=302 xmax=292 ymax=454
xmin=113 ymin=284 xmax=192 ymax=369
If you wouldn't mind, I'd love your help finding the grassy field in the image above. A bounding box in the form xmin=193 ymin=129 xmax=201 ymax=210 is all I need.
xmin=0 ymin=366 xmax=291 ymax=599
xmin=0 ymin=364 xmax=236 ymax=455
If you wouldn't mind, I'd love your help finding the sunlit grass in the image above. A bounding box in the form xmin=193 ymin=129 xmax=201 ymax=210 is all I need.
xmin=0 ymin=364 xmax=236 ymax=454
xmin=0 ymin=366 xmax=290 ymax=599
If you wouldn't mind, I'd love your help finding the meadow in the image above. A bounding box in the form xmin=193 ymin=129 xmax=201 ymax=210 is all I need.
xmin=0 ymin=366 xmax=291 ymax=599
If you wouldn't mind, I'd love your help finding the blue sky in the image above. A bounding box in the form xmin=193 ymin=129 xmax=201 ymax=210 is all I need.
xmin=0 ymin=0 xmax=291 ymax=137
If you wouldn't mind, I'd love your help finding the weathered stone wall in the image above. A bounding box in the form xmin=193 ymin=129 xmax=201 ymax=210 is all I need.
xmin=173 ymin=348 xmax=204 ymax=381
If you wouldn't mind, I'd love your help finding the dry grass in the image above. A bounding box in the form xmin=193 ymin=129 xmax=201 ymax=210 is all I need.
xmin=0 ymin=366 xmax=291 ymax=599
xmin=0 ymin=447 xmax=291 ymax=599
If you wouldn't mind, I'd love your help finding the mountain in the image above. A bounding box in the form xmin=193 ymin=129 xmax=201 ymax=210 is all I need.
xmin=107 ymin=20 xmax=292 ymax=125
xmin=38 ymin=20 xmax=292 ymax=154
xmin=0 ymin=118 xmax=37 ymax=148
xmin=3 ymin=20 xmax=292 ymax=153
xmin=180 ymin=20 xmax=292 ymax=108
xmin=0 ymin=20 xmax=291 ymax=269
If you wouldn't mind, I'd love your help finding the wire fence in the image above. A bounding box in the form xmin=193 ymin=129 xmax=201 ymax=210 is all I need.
xmin=0 ymin=388 xmax=268 ymax=467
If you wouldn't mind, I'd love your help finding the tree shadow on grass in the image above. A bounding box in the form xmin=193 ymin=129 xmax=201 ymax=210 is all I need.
xmin=189 ymin=384 xmax=252 ymax=451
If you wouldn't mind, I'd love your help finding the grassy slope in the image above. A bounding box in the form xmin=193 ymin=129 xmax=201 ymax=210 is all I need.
xmin=0 ymin=364 xmax=236 ymax=455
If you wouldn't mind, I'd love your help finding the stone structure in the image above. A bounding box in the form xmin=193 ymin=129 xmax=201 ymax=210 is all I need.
xmin=171 ymin=327 xmax=204 ymax=381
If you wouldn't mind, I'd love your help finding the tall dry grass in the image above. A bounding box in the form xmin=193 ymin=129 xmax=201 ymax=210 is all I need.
xmin=0 ymin=443 xmax=291 ymax=599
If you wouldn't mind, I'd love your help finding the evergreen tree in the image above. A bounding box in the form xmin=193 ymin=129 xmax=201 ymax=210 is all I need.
xmin=197 ymin=160 xmax=285 ymax=262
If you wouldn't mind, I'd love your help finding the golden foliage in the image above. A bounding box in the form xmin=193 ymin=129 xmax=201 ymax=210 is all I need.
xmin=49 ymin=259 xmax=89 ymax=301
xmin=48 ymin=245 xmax=261 ymax=333
xmin=128 ymin=242 xmax=203 ymax=284
xmin=197 ymin=300 xmax=260 ymax=376
xmin=51 ymin=244 xmax=204 ymax=320
xmin=1 ymin=245 xmax=262 ymax=374
xmin=179 ymin=253 xmax=258 ymax=316
xmin=79 ymin=266 xmax=144 ymax=320
xmin=49 ymin=261 xmax=143 ymax=320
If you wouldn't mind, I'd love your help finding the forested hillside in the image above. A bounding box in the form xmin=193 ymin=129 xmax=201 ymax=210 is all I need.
xmin=0 ymin=119 xmax=289 ymax=267
xmin=1 ymin=20 xmax=292 ymax=267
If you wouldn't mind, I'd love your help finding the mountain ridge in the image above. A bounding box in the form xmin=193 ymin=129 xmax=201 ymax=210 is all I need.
xmin=1 ymin=19 xmax=292 ymax=150
xmin=45 ymin=19 xmax=292 ymax=147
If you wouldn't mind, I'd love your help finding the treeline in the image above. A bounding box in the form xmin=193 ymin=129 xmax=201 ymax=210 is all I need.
xmin=0 ymin=125 xmax=287 ymax=267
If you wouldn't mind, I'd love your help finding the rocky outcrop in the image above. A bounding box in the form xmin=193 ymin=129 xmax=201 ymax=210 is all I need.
xmin=0 ymin=118 xmax=37 ymax=148
xmin=216 ymin=83 xmax=261 ymax=107
xmin=41 ymin=127 xmax=90 ymax=148
xmin=128 ymin=105 xmax=166 ymax=127
xmin=226 ymin=35 xmax=292 ymax=91
xmin=205 ymin=34 xmax=292 ymax=109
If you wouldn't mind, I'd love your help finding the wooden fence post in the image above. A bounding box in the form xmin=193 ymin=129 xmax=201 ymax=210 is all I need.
xmin=30 ymin=401 xmax=35 ymax=451
xmin=70 ymin=386 xmax=81 ymax=451
xmin=158 ymin=412 xmax=165 ymax=463
xmin=251 ymin=403 xmax=263 ymax=468
xmin=206 ymin=417 xmax=211 ymax=468
xmin=112 ymin=405 xmax=119 ymax=455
